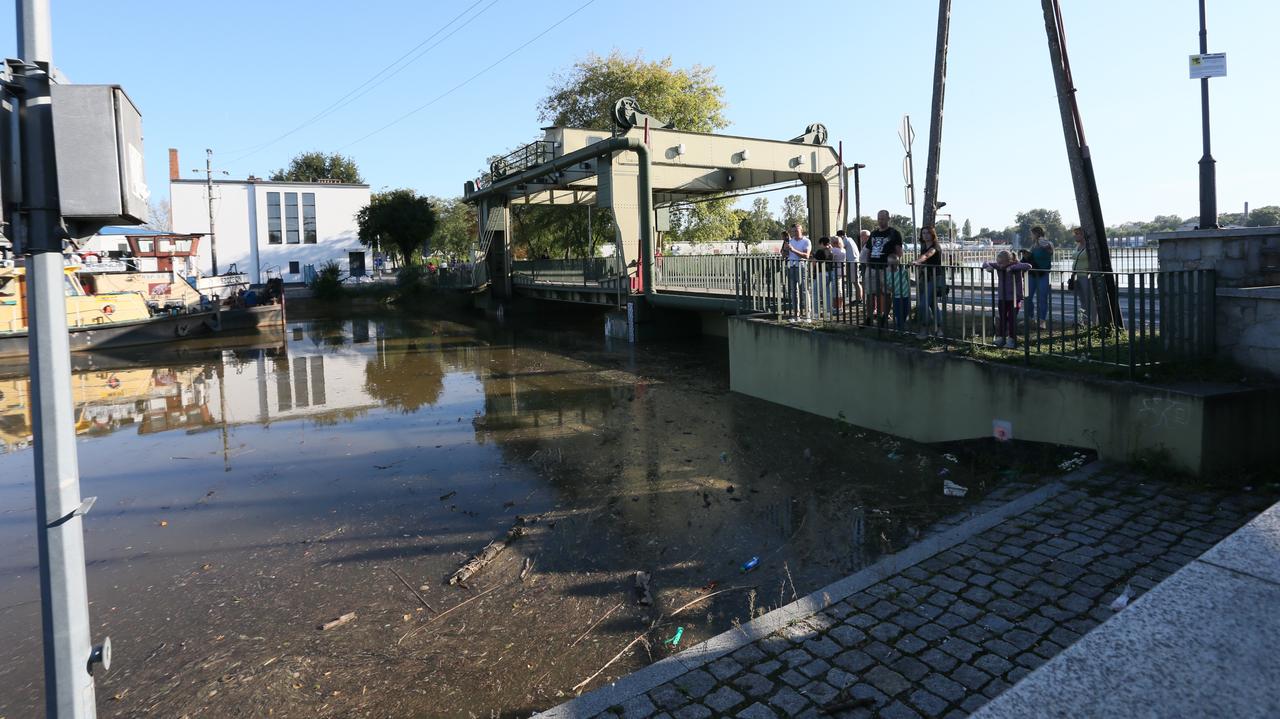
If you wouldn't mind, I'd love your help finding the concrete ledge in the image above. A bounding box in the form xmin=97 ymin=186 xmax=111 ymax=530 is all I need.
xmin=728 ymin=316 xmax=1279 ymax=476
xmin=973 ymin=501 xmax=1280 ymax=719
xmin=536 ymin=470 xmax=1098 ymax=718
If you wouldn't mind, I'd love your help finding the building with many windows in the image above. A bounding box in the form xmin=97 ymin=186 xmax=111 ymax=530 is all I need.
xmin=168 ymin=149 xmax=371 ymax=283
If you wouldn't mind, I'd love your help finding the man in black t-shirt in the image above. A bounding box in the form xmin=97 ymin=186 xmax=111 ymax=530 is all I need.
xmin=864 ymin=210 xmax=904 ymax=326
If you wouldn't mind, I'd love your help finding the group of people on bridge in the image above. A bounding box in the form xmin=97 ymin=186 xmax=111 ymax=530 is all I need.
xmin=781 ymin=211 xmax=1100 ymax=348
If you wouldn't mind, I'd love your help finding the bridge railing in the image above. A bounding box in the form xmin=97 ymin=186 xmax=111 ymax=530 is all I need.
xmin=901 ymin=244 xmax=1159 ymax=275
xmin=735 ymin=255 xmax=1215 ymax=375
xmin=653 ymin=254 xmax=744 ymax=294
xmin=511 ymin=257 xmax=627 ymax=289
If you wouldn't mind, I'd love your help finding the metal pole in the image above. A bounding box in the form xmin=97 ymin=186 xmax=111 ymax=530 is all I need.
xmin=852 ymin=164 xmax=864 ymax=237
xmin=1196 ymin=0 xmax=1216 ymax=229
xmin=16 ymin=0 xmax=104 ymax=716
xmin=921 ymin=0 xmax=952 ymax=231
xmin=206 ymin=148 xmax=219 ymax=274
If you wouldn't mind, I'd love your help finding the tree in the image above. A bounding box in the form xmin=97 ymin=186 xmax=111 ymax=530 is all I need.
xmin=530 ymin=51 xmax=730 ymax=257
xmin=1014 ymin=208 xmax=1068 ymax=246
xmin=144 ymin=198 xmax=171 ymax=231
xmin=962 ymin=218 xmax=972 ymax=239
xmin=779 ymin=195 xmax=808 ymax=230
xmin=738 ymin=197 xmax=781 ymax=250
xmin=356 ymin=189 xmax=437 ymax=266
xmin=429 ymin=197 xmax=478 ymax=258
xmin=271 ymin=151 xmax=363 ymax=184
xmin=1246 ymin=205 xmax=1280 ymax=228
xmin=538 ymin=51 xmax=727 ymax=132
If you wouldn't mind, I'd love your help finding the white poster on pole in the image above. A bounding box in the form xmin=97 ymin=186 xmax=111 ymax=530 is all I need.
xmin=1189 ymin=53 xmax=1227 ymax=79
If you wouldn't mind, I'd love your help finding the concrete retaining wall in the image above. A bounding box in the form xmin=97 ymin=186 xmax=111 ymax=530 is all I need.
xmin=728 ymin=317 xmax=1275 ymax=476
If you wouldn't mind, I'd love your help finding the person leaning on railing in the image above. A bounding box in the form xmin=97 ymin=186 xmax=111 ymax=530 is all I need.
xmin=982 ymin=250 xmax=1033 ymax=349
xmin=1069 ymin=228 xmax=1096 ymax=327
xmin=1024 ymin=226 xmax=1054 ymax=329
xmin=865 ymin=210 xmax=904 ymax=328
xmin=784 ymin=224 xmax=812 ymax=320
xmin=913 ymin=225 xmax=945 ymax=338
xmin=830 ymin=233 xmax=847 ymax=310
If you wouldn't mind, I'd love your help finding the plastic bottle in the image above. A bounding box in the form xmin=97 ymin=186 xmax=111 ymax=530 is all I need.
xmin=741 ymin=556 xmax=760 ymax=573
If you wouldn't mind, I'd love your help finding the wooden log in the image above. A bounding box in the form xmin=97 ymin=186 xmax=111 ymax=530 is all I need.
xmin=318 ymin=611 xmax=356 ymax=631
xmin=448 ymin=524 xmax=527 ymax=586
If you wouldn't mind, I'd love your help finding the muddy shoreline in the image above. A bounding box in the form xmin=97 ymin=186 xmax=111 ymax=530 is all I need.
xmin=0 ymin=308 xmax=1070 ymax=717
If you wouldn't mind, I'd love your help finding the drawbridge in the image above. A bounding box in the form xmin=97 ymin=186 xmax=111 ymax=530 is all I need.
xmin=462 ymin=99 xmax=849 ymax=331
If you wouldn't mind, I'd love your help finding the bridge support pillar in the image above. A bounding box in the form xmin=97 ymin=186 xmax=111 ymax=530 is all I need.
xmin=604 ymin=297 xmax=702 ymax=343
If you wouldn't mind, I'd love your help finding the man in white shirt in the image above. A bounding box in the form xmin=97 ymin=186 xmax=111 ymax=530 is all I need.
xmin=785 ymin=223 xmax=811 ymax=319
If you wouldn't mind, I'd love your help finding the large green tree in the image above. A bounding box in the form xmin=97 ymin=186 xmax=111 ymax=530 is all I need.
xmin=738 ymin=197 xmax=782 ymax=250
xmin=1014 ymin=208 xmax=1068 ymax=246
xmin=779 ymin=195 xmax=808 ymax=230
xmin=538 ymin=51 xmax=727 ymax=132
xmin=429 ymin=196 xmax=478 ymax=258
xmin=271 ymin=151 xmax=363 ymax=184
xmin=530 ymin=51 xmax=730 ymax=253
xmin=962 ymin=218 xmax=972 ymax=239
xmin=356 ymin=189 xmax=437 ymax=265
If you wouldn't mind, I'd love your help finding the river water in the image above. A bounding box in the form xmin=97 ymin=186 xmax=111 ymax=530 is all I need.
xmin=0 ymin=308 xmax=1027 ymax=717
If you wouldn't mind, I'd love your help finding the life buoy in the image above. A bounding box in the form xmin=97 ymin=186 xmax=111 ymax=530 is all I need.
xmin=101 ymin=304 xmax=115 ymax=315
xmin=175 ymin=323 xmax=190 ymax=337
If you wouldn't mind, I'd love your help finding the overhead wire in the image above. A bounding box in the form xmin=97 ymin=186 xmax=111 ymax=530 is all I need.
xmin=338 ymin=0 xmax=599 ymax=151
xmin=224 ymin=0 xmax=498 ymax=162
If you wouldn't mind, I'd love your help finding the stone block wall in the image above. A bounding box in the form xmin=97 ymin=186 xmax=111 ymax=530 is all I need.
xmin=1215 ymin=287 xmax=1280 ymax=377
xmin=1153 ymin=227 xmax=1280 ymax=287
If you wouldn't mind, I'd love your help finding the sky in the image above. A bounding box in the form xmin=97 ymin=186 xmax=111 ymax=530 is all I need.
xmin=2 ymin=0 xmax=1276 ymax=233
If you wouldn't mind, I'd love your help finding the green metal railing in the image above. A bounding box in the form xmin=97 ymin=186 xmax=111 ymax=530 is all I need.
xmin=510 ymin=258 xmax=626 ymax=288
xmin=653 ymin=254 xmax=744 ymax=293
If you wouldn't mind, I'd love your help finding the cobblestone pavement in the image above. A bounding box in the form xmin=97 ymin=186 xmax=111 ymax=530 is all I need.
xmin=586 ymin=473 xmax=1276 ymax=719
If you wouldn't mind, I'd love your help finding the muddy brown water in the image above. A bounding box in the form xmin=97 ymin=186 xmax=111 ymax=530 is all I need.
xmin=0 ymin=308 xmax=1034 ymax=717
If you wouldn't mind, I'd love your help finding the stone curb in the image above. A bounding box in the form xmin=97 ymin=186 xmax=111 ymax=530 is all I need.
xmin=536 ymin=463 xmax=1104 ymax=718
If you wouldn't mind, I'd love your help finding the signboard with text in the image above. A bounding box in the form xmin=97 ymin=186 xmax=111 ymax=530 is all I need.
xmin=1189 ymin=53 xmax=1226 ymax=79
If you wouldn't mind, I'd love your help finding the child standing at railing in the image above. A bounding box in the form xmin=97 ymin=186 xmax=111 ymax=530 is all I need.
xmin=887 ymin=256 xmax=912 ymax=332
xmin=982 ymin=250 xmax=1032 ymax=348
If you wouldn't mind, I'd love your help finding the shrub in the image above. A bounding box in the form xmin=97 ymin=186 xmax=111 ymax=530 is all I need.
xmin=310 ymin=260 xmax=346 ymax=300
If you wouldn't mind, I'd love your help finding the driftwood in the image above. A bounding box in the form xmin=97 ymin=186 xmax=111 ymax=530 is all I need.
xmin=449 ymin=523 xmax=527 ymax=586
xmin=569 ymin=602 xmax=623 ymax=647
xmin=389 ymin=567 xmax=437 ymax=613
xmin=318 ymin=611 xmax=356 ymax=631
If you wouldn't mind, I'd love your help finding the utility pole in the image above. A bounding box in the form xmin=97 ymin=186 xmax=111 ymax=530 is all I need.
xmin=921 ymin=0 xmax=952 ymax=233
xmin=14 ymin=0 xmax=107 ymax=716
xmin=899 ymin=115 xmax=916 ymax=240
xmin=1196 ymin=0 xmax=1217 ymax=230
xmin=1040 ymin=0 xmax=1121 ymax=328
xmin=852 ymin=163 xmax=865 ymax=237
xmin=200 ymin=149 xmax=220 ymax=275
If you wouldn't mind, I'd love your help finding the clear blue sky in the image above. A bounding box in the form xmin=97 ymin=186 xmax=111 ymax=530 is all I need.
xmin=2 ymin=0 xmax=1276 ymax=231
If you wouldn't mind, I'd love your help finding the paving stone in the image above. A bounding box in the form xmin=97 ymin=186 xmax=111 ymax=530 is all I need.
xmin=982 ymin=677 xmax=1013 ymax=699
xmin=935 ymin=612 xmax=967 ymax=630
xmin=803 ymin=637 xmax=841 ymax=659
xmin=1037 ymin=604 xmax=1074 ymax=622
xmin=798 ymin=680 xmax=839 ymax=707
xmin=960 ymin=693 xmax=990 ymax=713
xmin=942 ymin=566 xmax=972 ymax=582
xmin=848 ymin=592 xmax=877 ymax=610
xmin=828 ymin=625 xmax=866 ymax=648
xmin=928 ymin=575 xmax=966 ymax=594
xmin=704 ymin=686 xmax=746 ymax=714
xmin=862 ymin=640 xmax=900 ymax=663
xmin=733 ymin=673 xmax=775 ymax=699
xmin=937 ymin=637 xmax=980 ymax=662
xmin=619 ymin=694 xmax=658 ymax=719
xmin=804 ymin=613 xmax=839 ymax=633
xmin=798 ymin=658 xmax=831 ymax=679
xmin=952 ymin=662 xmax=991 ymax=691
xmin=672 ymin=704 xmax=711 ymax=719
xmin=973 ymin=652 xmax=1013 ymax=677
xmin=869 ymin=622 xmax=904 ymax=642
xmin=708 ymin=657 xmax=745 ymax=681
xmin=864 ymin=665 xmax=912 ymax=697
xmin=907 ymin=583 xmax=936 ymax=601
xmin=919 ymin=647 xmax=959 ymax=673
xmin=1057 ymin=592 xmax=1093 ymax=614
xmin=915 ymin=623 xmax=949 ymax=642
xmin=977 ymin=613 xmax=1014 ymax=633
xmin=778 ymin=648 xmax=814 ymax=668
xmin=996 ymin=568 xmax=1034 ymax=587
xmin=921 ymin=673 xmax=966 ymax=703
xmin=908 ymin=689 xmax=949 ymax=718
xmin=736 ymin=702 xmax=779 ymax=719
xmin=675 ymin=670 xmax=718 ymax=700
xmin=895 ymin=633 xmax=928 ymax=655
xmin=868 ymin=600 xmax=900 ymax=620
xmin=1049 ymin=626 xmax=1082 ymax=647
xmin=926 ymin=590 xmax=958 ymax=608
xmin=733 ymin=644 xmax=768 ymax=666
xmin=879 ymin=701 xmax=923 ymax=719
xmin=902 ymin=566 xmax=930 ymax=581
xmin=1032 ymin=639 xmax=1065 ymax=660
xmin=825 ymin=602 xmax=857 ymax=620
xmin=768 ymin=686 xmax=811 ymax=716
xmin=891 ymin=655 xmax=930 ymax=682
xmin=954 ymin=624 xmax=991 ymax=644
xmin=983 ymin=638 xmax=1019 ymax=659
xmin=778 ymin=669 xmax=808 ymax=688
xmin=1013 ymin=651 xmax=1046 ymax=670
xmin=752 ymin=660 xmax=782 ymax=677
xmin=913 ymin=603 xmax=944 ymax=621
xmin=894 ymin=612 xmax=929 ymax=631
xmin=1003 ymin=628 xmax=1039 ymax=651
xmin=1018 ymin=613 xmax=1055 ymax=635
xmin=649 ymin=684 xmax=691 ymax=711
xmin=951 ymin=601 xmax=983 ymax=621
xmin=832 ymin=649 xmax=873 ymax=673
xmin=758 ymin=636 xmax=792 ymax=657
xmin=961 ymin=586 xmax=995 ymax=605
xmin=781 ymin=622 xmax=818 ymax=643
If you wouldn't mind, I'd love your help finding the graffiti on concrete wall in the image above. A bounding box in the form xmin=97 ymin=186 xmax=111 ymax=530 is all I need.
xmin=1138 ymin=396 xmax=1189 ymax=429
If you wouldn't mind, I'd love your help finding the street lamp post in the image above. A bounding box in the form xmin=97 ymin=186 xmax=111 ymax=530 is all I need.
xmin=1196 ymin=0 xmax=1217 ymax=230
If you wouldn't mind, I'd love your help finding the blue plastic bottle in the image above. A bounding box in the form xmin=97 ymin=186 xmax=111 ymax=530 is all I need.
xmin=741 ymin=556 xmax=760 ymax=573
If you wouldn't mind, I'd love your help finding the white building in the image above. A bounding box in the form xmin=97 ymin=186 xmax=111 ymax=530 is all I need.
xmin=168 ymin=148 xmax=371 ymax=284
